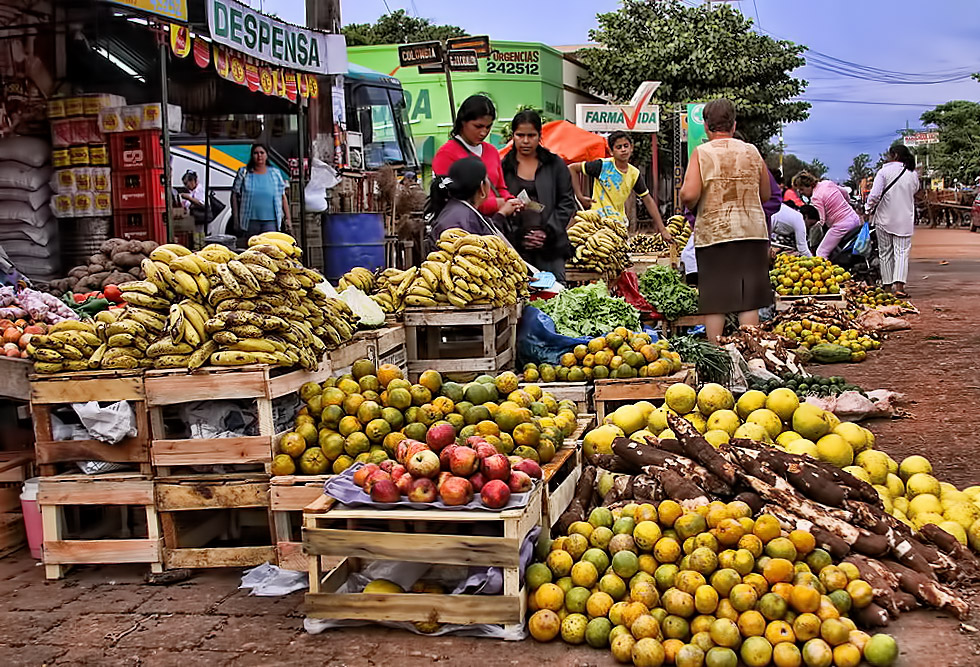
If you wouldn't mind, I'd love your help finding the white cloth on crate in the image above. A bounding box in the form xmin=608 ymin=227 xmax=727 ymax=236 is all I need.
xmin=866 ymin=162 xmax=919 ymax=237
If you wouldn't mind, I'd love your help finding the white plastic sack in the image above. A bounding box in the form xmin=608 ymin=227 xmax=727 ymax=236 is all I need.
xmin=304 ymin=159 xmax=339 ymax=213
xmin=71 ymin=401 xmax=137 ymax=444
xmin=0 ymin=161 xmax=51 ymax=190
xmin=0 ymin=184 xmax=52 ymax=209
xmin=240 ymin=562 xmax=308 ymax=596
xmin=181 ymin=400 xmax=252 ymax=439
xmin=804 ymin=389 xmax=903 ymax=422
xmin=207 ymin=206 xmax=233 ymax=238
xmin=0 ymin=135 xmax=50 ymax=167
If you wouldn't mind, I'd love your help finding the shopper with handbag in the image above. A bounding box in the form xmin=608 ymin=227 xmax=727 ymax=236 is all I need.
xmin=866 ymin=143 xmax=920 ymax=298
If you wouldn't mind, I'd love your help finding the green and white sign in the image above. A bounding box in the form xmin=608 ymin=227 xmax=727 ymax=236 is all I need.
xmin=206 ymin=0 xmax=347 ymax=74
xmin=687 ymin=103 xmax=708 ymax=160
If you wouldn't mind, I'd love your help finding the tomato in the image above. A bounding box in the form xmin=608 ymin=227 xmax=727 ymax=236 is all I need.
xmin=73 ymin=293 xmax=87 ymax=304
xmin=103 ymin=284 xmax=122 ymax=303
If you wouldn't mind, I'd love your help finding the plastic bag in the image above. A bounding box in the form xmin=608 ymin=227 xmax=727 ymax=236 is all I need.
xmin=304 ymin=159 xmax=339 ymax=213
xmin=615 ymin=270 xmax=659 ymax=317
xmin=240 ymin=562 xmax=308 ymax=596
xmin=71 ymin=400 xmax=137 ymax=444
xmin=852 ymin=222 xmax=872 ymax=257
xmin=516 ymin=306 xmax=590 ymax=367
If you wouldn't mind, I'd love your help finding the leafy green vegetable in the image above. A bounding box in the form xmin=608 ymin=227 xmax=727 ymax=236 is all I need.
xmin=638 ymin=266 xmax=699 ymax=321
xmin=535 ymin=281 xmax=640 ymax=338
xmin=669 ymin=335 xmax=733 ymax=386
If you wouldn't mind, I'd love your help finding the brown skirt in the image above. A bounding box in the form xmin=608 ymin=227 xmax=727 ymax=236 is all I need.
xmin=695 ymin=240 xmax=773 ymax=314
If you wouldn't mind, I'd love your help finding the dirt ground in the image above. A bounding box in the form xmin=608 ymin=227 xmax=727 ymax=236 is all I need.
xmin=1 ymin=228 xmax=979 ymax=666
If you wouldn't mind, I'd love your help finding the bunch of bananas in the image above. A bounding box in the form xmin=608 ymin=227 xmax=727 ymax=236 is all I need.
xmin=26 ymin=321 xmax=101 ymax=373
xmin=666 ymin=214 xmax=692 ymax=247
xmin=390 ymin=229 xmax=527 ymax=310
xmin=202 ymin=232 xmax=358 ymax=370
xmin=567 ymin=211 xmax=630 ymax=279
xmin=628 ymin=233 xmax=669 ymax=254
xmin=370 ymin=265 xmax=418 ymax=313
xmin=337 ymin=267 xmax=375 ymax=293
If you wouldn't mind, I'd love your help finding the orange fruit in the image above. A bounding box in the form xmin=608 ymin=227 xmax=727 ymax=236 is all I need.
xmin=763 ymin=558 xmax=796 ymax=585
xmin=789 ymin=585 xmax=821 ymax=613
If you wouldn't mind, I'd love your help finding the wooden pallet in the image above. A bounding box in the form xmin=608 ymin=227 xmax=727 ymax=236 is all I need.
xmin=269 ymin=474 xmax=332 ymax=571
xmin=594 ymin=367 xmax=696 ymax=422
xmin=144 ymin=362 xmax=331 ymax=475
xmin=155 ymin=474 xmax=275 ymax=569
xmin=0 ymin=357 xmax=32 ymax=401
xmin=519 ymin=381 xmax=593 ymax=413
xmin=38 ymin=472 xmax=162 ymax=579
xmin=541 ymin=446 xmax=581 ymax=529
xmin=302 ymin=482 xmax=542 ymax=631
xmin=403 ymin=304 xmax=518 ymax=381
xmin=774 ymin=294 xmax=847 ymax=312
xmin=29 ymin=370 xmax=151 ymax=476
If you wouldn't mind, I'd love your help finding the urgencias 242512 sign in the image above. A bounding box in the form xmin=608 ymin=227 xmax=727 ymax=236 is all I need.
xmin=206 ymin=0 xmax=347 ymax=74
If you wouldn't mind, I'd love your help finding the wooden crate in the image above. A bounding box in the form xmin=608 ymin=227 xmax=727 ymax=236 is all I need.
xmin=629 ymin=249 xmax=677 ymax=274
xmin=29 ymin=370 xmax=151 ymax=476
xmin=566 ymin=414 xmax=596 ymax=447
xmin=520 ymin=381 xmax=593 ymax=413
xmin=666 ymin=315 xmax=707 ymax=336
xmin=403 ymin=304 xmax=518 ymax=381
xmin=302 ymin=483 xmax=543 ymax=631
xmin=270 ymin=474 xmax=333 ymax=571
xmin=774 ymin=294 xmax=847 ymax=312
xmin=594 ymin=367 xmax=696 ymax=422
xmin=0 ymin=512 xmax=26 ymax=557
xmin=353 ymin=324 xmax=407 ymax=373
xmin=0 ymin=357 xmax=32 ymax=401
xmin=145 ymin=362 xmax=331 ymax=475
xmin=564 ymin=266 xmax=603 ymax=284
xmin=38 ymin=472 xmax=162 ymax=579
xmin=541 ymin=446 xmax=581 ymax=529
xmin=327 ymin=338 xmax=372 ymax=377
xmin=155 ymin=474 xmax=275 ymax=569
xmin=0 ymin=452 xmax=33 ymax=520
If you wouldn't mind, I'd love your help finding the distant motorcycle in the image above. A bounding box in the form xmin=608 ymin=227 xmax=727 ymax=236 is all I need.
xmin=829 ymin=221 xmax=880 ymax=285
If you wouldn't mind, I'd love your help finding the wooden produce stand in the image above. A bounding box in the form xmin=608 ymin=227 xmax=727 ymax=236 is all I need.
xmin=351 ymin=323 xmax=407 ymax=372
xmin=665 ymin=315 xmax=707 ymax=337
xmin=519 ymin=381 xmax=592 ymax=413
xmin=38 ymin=472 xmax=162 ymax=579
xmin=303 ymin=483 xmax=543 ymax=631
xmin=774 ymin=294 xmax=847 ymax=312
xmin=327 ymin=337 xmax=373 ymax=377
xmin=269 ymin=473 xmax=332 ymax=571
xmin=30 ymin=370 xmax=152 ymax=477
xmin=629 ymin=246 xmax=678 ymax=274
xmin=564 ymin=266 xmax=604 ymax=285
xmin=0 ymin=357 xmax=32 ymax=401
xmin=0 ymin=451 xmax=33 ymax=557
xmin=594 ymin=366 xmax=696 ymax=422
xmin=403 ymin=304 xmax=519 ymax=381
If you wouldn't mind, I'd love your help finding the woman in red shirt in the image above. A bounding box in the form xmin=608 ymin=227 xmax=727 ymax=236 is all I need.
xmin=432 ymin=94 xmax=516 ymax=216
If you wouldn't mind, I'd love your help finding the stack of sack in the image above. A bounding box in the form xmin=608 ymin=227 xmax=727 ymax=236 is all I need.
xmin=0 ymin=135 xmax=56 ymax=281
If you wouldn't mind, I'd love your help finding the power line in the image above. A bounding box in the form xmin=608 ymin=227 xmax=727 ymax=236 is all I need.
xmin=801 ymin=98 xmax=938 ymax=108
xmin=751 ymin=0 xmax=761 ymax=28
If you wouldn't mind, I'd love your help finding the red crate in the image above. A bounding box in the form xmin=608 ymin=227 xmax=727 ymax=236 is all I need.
xmin=114 ymin=208 xmax=167 ymax=243
xmin=110 ymin=130 xmax=164 ymax=170
xmin=112 ymin=168 xmax=166 ymax=210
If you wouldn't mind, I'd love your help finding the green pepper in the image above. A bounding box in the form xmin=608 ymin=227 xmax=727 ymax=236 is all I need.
xmin=78 ymin=297 xmax=111 ymax=317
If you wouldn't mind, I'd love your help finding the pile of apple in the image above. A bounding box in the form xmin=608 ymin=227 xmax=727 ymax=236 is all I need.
xmin=352 ymin=421 xmax=544 ymax=509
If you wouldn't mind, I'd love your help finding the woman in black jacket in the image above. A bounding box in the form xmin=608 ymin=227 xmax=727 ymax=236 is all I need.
xmin=501 ymin=110 xmax=576 ymax=282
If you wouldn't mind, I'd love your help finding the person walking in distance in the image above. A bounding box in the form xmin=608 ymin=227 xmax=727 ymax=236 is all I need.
xmin=866 ymin=143 xmax=920 ymax=298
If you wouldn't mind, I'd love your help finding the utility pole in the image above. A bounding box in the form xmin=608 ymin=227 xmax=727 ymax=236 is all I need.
xmin=306 ymin=0 xmax=342 ymax=162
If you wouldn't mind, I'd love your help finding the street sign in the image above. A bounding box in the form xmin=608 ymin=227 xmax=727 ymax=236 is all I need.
xmin=687 ymin=103 xmax=707 ymax=160
xmin=418 ymin=62 xmax=445 ymax=74
xmin=904 ymin=131 xmax=939 ymax=147
xmin=447 ymin=50 xmax=479 ymax=72
xmin=398 ymin=41 xmax=443 ymax=67
xmin=447 ymin=36 xmax=491 ymax=58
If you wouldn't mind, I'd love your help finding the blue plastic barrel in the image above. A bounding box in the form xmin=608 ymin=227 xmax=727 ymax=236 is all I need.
xmin=323 ymin=213 xmax=386 ymax=281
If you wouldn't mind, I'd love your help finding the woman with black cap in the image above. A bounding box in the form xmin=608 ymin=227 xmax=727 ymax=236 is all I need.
xmin=424 ymin=156 xmax=522 ymax=253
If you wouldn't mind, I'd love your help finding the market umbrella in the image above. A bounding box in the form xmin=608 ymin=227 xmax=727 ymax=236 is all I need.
xmin=498 ymin=120 xmax=610 ymax=164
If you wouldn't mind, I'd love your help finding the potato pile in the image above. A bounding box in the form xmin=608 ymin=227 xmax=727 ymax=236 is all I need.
xmin=48 ymin=238 xmax=158 ymax=296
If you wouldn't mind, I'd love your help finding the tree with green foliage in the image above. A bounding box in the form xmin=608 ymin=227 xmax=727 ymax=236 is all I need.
xmin=920 ymin=100 xmax=980 ymax=184
xmin=765 ymin=153 xmax=828 ymax=185
xmin=343 ymin=10 xmax=466 ymax=47
xmin=845 ymin=153 xmax=873 ymax=189
xmin=580 ymin=0 xmax=810 ymax=148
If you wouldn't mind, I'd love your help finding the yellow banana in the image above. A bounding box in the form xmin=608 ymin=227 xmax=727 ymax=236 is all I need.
xmin=158 ymin=243 xmax=191 ymax=257
xmin=228 ymin=259 xmax=261 ymax=292
xmin=49 ymin=320 xmax=96 ymax=334
xmin=188 ymin=340 xmax=218 ymax=370
xmin=121 ymin=292 xmax=169 ymax=310
xmin=180 ymin=302 xmax=207 ymax=341
xmin=194 ymin=273 xmax=211 ymax=297
xmin=146 ymin=337 xmax=194 ymax=358
xmin=182 ymin=318 xmax=202 ymax=347
xmin=229 ymin=338 xmax=277 ymax=353
xmin=168 ymin=304 xmax=185 ymax=344
xmin=149 ymin=247 xmax=179 ymax=263
xmin=172 ymin=269 xmax=199 ymax=297
xmin=210 ymin=350 xmax=257 ymax=366
xmin=215 ymin=263 xmax=243 ymax=296
xmin=170 ymin=255 xmax=202 ymax=275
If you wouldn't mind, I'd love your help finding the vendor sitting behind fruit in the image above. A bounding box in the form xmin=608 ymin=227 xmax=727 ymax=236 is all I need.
xmin=423 ymin=156 xmax=522 ymax=253
xmin=568 ymin=131 xmax=672 ymax=241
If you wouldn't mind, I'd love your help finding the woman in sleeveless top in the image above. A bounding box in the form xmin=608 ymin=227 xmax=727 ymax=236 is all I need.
xmin=679 ymin=98 xmax=773 ymax=343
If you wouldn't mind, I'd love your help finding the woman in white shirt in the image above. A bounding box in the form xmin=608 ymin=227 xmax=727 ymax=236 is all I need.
xmin=866 ymin=144 xmax=920 ymax=298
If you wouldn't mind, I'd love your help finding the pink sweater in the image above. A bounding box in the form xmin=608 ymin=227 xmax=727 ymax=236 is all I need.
xmin=432 ymin=139 xmax=512 ymax=216
xmin=811 ymin=180 xmax=860 ymax=227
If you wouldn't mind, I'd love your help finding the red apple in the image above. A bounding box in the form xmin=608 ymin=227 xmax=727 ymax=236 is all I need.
xmin=449 ymin=446 xmax=479 ymax=477
xmin=378 ymin=460 xmax=396 ymax=474
xmin=408 ymin=477 xmax=437 ymax=503
xmin=395 ymin=440 xmax=411 ymax=465
xmin=507 ymin=455 xmax=523 ymax=468
xmin=389 ymin=463 xmax=408 ymax=481
xmin=436 ymin=471 xmax=453 ymax=492
xmin=439 ymin=476 xmax=473 ymax=506
xmin=353 ymin=463 xmax=380 ymax=488
xmin=466 ymin=436 xmax=488 ymax=448
xmin=406 ymin=450 xmax=441 ymax=479
xmin=481 ymin=479 xmax=511 ymax=509
xmin=405 ymin=440 xmax=430 ymax=460
xmin=370 ymin=478 xmax=401 ymax=503
xmin=474 ymin=442 xmax=498 ymax=460
xmin=425 ymin=423 xmax=456 ymax=452
xmin=439 ymin=444 xmax=458 ymax=471
xmin=481 ymin=453 xmax=511 ymax=481
xmin=513 ymin=459 xmax=542 ymax=480
xmin=364 ymin=470 xmax=391 ymax=493
xmin=395 ymin=473 xmax=414 ymax=496
xmin=508 ymin=470 xmax=532 ymax=493
xmin=469 ymin=471 xmax=487 ymax=492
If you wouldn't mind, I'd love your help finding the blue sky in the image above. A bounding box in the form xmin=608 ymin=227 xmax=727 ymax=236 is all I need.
xmin=262 ymin=0 xmax=980 ymax=181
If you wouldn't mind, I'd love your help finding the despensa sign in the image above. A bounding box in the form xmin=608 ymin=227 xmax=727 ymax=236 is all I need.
xmin=208 ymin=0 xmax=327 ymax=73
